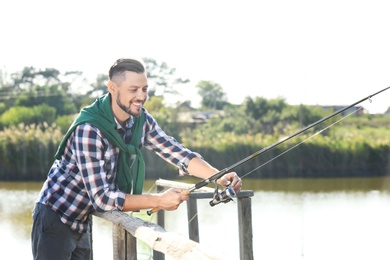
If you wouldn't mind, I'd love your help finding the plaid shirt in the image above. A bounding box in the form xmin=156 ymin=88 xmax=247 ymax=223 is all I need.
xmin=36 ymin=108 xmax=200 ymax=233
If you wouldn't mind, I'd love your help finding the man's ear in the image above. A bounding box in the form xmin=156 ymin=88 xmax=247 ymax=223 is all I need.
xmin=107 ymin=80 xmax=116 ymax=93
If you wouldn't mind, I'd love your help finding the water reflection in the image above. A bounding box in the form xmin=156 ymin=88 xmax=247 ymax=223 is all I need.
xmin=243 ymin=177 xmax=390 ymax=192
xmin=1 ymin=178 xmax=390 ymax=260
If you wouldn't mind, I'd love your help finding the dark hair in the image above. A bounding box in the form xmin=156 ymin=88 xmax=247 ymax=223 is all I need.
xmin=108 ymin=58 xmax=145 ymax=81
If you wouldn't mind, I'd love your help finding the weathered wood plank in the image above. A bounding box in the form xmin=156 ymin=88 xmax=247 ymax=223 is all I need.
xmin=94 ymin=210 xmax=228 ymax=260
xmin=155 ymin=179 xmax=214 ymax=192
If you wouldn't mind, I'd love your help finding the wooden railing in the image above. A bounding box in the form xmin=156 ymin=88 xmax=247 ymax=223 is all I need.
xmin=94 ymin=179 xmax=254 ymax=260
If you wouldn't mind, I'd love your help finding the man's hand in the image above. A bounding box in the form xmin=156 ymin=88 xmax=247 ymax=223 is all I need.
xmin=218 ymin=172 xmax=242 ymax=193
xmin=157 ymin=188 xmax=189 ymax=211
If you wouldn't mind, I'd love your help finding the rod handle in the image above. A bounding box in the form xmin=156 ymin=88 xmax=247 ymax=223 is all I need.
xmin=146 ymin=208 xmax=159 ymax=216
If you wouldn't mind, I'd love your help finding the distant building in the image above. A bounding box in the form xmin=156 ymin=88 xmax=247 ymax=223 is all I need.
xmin=175 ymin=101 xmax=225 ymax=126
xmin=176 ymin=110 xmax=224 ymax=124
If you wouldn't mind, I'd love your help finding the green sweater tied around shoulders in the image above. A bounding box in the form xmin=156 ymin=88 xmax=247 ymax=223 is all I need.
xmin=55 ymin=93 xmax=145 ymax=194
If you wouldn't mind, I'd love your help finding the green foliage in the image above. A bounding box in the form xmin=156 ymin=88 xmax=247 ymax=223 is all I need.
xmin=86 ymin=74 xmax=108 ymax=97
xmin=0 ymin=102 xmax=6 ymax=114
xmin=143 ymin=57 xmax=190 ymax=98
xmin=144 ymin=96 xmax=182 ymax=139
xmin=180 ymin=128 xmax=390 ymax=178
xmin=1 ymin=62 xmax=389 ymax=180
xmin=1 ymin=104 xmax=56 ymax=127
xmin=243 ymin=96 xmax=289 ymax=134
xmin=14 ymin=85 xmax=77 ymax=116
xmin=144 ymin=96 xmax=166 ymax=112
xmin=1 ymin=67 xmax=84 ymax=118
xmin=339 ymin=113 xmax=390 ymax=129
xmin=188 ymin=104 xmax=249 ymax=135
xmin=55 ymin=115 xmax=75 ymax=134
xmin=78 ymin=95 xmax=97 ymax=110
xmin=0 ymin=123 xmax=63 ymax=180
xmin=196 ymin=80 xmax=228 ymax=110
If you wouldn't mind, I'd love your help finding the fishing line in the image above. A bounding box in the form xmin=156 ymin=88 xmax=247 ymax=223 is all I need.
xmin=166 ymin=108 xmax=362 ymax=233
xmin=149 ymin=107 xmax=363 ymax=223
xmin=187 ymin=213 xmax=198 ymax=225
xmin=240 ymin=106 xmax=363 ymax=180
xmin=145 ymin=183 xmax=157 ymax=194
xmin=147 ymin=86 xmax=390 ymax=215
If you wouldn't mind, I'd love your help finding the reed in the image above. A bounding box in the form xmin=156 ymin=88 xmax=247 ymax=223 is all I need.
xmin=0 ymin=123 xmax=62 ymax=180
xmin=180 ymin=130 xmax=390 ymax=179
xmin=0 ymin=123 xmax=389 ymax=181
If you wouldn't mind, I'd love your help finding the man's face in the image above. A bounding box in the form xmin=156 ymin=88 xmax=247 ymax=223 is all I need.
xmin=110 ymin=71 xmax=148 ymax=119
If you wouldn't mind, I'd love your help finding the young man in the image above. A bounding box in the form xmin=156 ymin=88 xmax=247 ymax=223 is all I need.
xmin=31 ymin=58 xmax=242 ymax=260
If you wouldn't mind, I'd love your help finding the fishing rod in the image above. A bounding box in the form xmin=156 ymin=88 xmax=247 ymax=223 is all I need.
xmin=147 ymin=86 xmax=390 ymax=215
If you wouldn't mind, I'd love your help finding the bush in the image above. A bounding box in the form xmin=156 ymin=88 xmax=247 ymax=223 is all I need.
xmin=55 ymin=114 xmax=75 ymax=134
xmin=1 ymin=104 xmax=56 ymax=127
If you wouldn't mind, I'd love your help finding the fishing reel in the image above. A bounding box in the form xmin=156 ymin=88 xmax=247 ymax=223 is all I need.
xmin=209 ymin=181 xmax=237 ymax=207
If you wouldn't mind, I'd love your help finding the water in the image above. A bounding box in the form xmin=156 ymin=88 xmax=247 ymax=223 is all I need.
xmin=1 ymin=178 xmax=390 ymax=260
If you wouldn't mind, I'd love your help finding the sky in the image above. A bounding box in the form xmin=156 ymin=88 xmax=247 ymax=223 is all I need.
xmin=1 ymin=0 xmax=389 ymax=113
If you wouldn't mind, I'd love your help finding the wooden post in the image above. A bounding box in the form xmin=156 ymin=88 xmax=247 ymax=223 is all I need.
xmin=187 ymin=197 xmax=199 ymax=242
xmin=97 ymin=179 xmax=254 ymax=260
xmin=237 ymin=195 xmax=254 ymax=260
xmin=112 ymin=223 xmax=137 ymax=260
xmin=154 ymin=184 xmax=165 ymax=260
xmin=152 ymin=180 xmax=254 ymax=260
xmin=156 ymin=184 xmax=165 ymax=229
xmin=95 ymin=210 xmax=224 ymax=259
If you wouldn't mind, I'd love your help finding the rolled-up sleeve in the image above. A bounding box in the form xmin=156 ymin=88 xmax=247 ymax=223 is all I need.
xmin=142 ymin=112 xmax=203 ymax=176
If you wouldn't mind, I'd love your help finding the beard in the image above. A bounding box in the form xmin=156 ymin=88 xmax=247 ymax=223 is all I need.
xmin=115 ymin=91 xmax=143 ymax=117
xmin=116 ymin=92 xmax=132 ymax=116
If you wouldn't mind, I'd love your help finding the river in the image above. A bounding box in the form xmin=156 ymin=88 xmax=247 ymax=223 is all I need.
xmin=1 ymin=177 xmax=390 ymax=260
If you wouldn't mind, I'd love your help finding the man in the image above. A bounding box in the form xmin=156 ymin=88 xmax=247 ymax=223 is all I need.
xmin=31 ymin=58 xmax=242 ymax=260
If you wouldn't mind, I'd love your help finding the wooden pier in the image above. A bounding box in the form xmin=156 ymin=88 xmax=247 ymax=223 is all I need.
xmin=95 ymin=179 xmax=254 ymax=259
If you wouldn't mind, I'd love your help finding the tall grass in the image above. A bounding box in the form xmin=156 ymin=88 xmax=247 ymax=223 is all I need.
xmin=0 ymin=123 xmax=62 ymax=180
xmin=181 ymin=129 xmax=390 ymax=178
xmin=0 ymin=124 xmax=389 ymax=181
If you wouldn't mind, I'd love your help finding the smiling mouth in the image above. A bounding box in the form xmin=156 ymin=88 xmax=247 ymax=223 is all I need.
xmin=131 ymin=102 xmax=143 ymax=109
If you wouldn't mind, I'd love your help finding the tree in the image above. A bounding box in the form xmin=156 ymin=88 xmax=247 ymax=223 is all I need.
xmin=143 ymin=57 xmax=190 ymax=98
xmin=1 ymin=67 xmax=85 ymax=116
xmin=14 ymin=84 xmax=77 ymax=116
xmin=144 ymin=96 xmax=181 ymax=139
xmin=35 ymin=68 xmax=60 ymax=86
xmin=196 ymin=80 xmax=227 ymax=110
xmin=9 ymin=67 xmax=70 ymax=91
xmin=1 ymin=104 xmax=56 ymax=126
xmin=242 ymin=96 xmax=289 ymax=135
xmin=200 ymin=104 xmax=250 ymax=134
xmin=10 ymin=66 xmax=37 ymax=91
xmin=87 ymin=73 xmax=108 ymax=97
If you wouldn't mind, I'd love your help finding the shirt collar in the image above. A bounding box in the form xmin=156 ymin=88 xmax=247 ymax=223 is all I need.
xmin=114 ymin=116 xmax=134 ymax=130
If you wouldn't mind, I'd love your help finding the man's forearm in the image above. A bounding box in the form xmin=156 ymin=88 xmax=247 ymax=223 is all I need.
xmin=186 ymin=157 xmax=219 ymax=179
xmin=122 ymin=194 xmax=160 ymax=212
